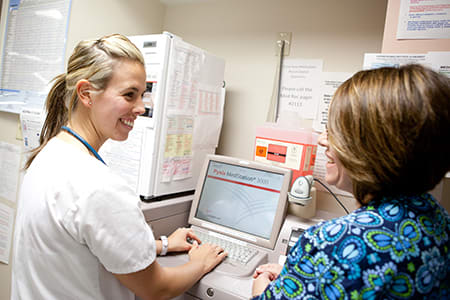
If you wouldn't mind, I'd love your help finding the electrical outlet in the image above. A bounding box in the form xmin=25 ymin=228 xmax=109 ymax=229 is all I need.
xmin=276 ymin=32 xmax=292 ymax=56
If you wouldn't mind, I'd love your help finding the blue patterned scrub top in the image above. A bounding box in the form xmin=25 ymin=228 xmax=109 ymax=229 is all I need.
xmin=253 ymin=193 xmax=450 ymax=299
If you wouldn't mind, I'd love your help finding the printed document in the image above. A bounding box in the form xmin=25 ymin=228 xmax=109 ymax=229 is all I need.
xmin=313 ymin=72 xmax=352 ymax=133
xmin=363 ymin=53 xmax=427 ymax=69
xmin=0 ymin=142 xmax=21 ymax=203
xmin=278 ymin=59 xmax=323 ymax=120
xmin=0 ymin=203 xmax=15 ymax=264
xmin=397 ymin=0 xmax=450 ymax=39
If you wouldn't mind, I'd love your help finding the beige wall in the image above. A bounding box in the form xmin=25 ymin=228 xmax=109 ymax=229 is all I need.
xmin=65 ymin=0 xmax=166 ymax=60
xmin=162 ymin=0 xmax=388 ymax=160
xmin=0 ymin=0 xmax=165 ymax=298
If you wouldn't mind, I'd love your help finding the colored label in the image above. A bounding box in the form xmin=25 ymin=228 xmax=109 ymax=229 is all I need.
xmin=255 ymin=146 xmax=267 ymax=157
xmin=267 ymin=144 xmax=287 ymax=163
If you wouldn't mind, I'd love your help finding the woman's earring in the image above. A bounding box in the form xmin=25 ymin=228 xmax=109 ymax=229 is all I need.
xmin=89 ymin=101 xmax=92 ymax=105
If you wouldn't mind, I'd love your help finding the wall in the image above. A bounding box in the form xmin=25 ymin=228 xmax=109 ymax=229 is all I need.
xmin=162 ymin=0 xmax=388 ymax=161
xmin=0 ymin=0 xmax=166 ymax=298
xmin=65 ymin=0 xmax=166 ymax=59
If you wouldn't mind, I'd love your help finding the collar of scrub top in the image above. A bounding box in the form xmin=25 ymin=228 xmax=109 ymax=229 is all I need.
xmin=61 ymin=126 xmax=106 ymax=165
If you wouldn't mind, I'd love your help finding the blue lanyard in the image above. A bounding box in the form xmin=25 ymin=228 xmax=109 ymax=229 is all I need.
xmin=61 ymin=126 xmax=106 ymax=165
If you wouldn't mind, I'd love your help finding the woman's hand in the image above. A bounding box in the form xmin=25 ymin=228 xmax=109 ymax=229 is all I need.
xmin=252 ymin=263 xmax=283 ymax=280
xmin=251 ymin=263 xmax=283 ymax=297
xmin=252 ymin=272 xmax=272 ymax=298
xmin=188 ymin=241 xmax=227 ymax=274
xmin=167 ymin=227 xmax=201 ymax=253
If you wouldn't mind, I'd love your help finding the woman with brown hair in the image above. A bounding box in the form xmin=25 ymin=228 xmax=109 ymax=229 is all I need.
xmin=252 ymin=64 xmax=450 ymax=299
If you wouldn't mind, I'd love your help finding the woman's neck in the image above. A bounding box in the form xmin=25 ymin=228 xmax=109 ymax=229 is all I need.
xmin=58 ymin=126 xmax=107 ymax=165
xmin=57 ymin=130 xmax=92 ymax=156
xmin=66 ymin=121 xmax=102 ymax=152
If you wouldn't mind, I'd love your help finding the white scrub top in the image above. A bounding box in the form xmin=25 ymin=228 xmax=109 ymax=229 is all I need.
xmin=11 ymin=138 xmax=156 ymax=300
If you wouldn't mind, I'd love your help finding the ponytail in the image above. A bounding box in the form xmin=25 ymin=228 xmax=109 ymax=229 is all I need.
xmin=24 ymin=74 xmax=68 ymax=169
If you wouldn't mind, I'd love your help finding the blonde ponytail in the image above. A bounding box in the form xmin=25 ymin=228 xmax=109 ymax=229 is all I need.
xmin=24 ymin=74 xmax=68 ymax=169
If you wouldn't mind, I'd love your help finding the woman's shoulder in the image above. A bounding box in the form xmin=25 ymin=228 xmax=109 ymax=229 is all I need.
xmin=369 ymin=193 xmax=449 ymax=226
xmin=338 ymin=193 xmax=448 ymax=226
xmin=36 ymin=137 xmax=135 ymax=200
xmin=281 ymin=193 xmax=449 ymax=299
xmin=302 ymin=193 xmax=448 ymax=250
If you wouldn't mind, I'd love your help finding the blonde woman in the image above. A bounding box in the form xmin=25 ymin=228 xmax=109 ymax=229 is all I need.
xmin=11 ymin=34 xmax=226 ymax=300
xmin=252 ymin=64 xmax=450 ymax=299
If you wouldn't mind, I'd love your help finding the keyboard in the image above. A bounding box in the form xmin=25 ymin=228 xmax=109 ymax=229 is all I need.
xmin=187 ymin=227 xmax=269 ymax=277
xmin=194 ymin=230 xmax=258 ymax=265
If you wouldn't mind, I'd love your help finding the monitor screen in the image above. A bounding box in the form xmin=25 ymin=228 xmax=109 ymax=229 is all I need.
xmin=195 ymin=160 xmax=286 ymax=240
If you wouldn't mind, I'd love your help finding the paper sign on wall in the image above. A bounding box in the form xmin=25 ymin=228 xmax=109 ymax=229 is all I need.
xmin=278 ymin=59 xmax=323 ymax=120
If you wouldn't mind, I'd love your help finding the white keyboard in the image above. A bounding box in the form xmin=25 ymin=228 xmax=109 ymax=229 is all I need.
xmin=194 ymin=230 xmax=258 ymax=265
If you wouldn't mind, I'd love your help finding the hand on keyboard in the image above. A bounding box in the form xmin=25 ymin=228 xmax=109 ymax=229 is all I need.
xmin=193 ymin=230 xmax=257 ymax=265
xmin=188 ymin=241 xmax=228 ymax=273
xmin=167 ymin=227 xmax=202 ymax=252
xmin=188 ymin=229 xmax=268 ymax=277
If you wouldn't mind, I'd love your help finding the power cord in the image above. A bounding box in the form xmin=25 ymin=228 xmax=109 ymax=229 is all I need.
xmin=313 ymin=178 xmax=349 ymax=214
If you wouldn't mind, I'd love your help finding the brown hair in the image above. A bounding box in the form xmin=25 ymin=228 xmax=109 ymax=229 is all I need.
xmin=25 ymin=34 xmax=144 ymax=169
xmin=328 ymin=64 xmax=450 ymax=204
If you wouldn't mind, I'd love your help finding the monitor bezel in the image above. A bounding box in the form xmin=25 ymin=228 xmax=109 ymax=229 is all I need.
xmin=189 ymin=154 xmax=292 ymax=249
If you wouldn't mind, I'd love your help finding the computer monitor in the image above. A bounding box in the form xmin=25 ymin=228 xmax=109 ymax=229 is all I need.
xmin=189 ymin=155 xmax=292 ymax=249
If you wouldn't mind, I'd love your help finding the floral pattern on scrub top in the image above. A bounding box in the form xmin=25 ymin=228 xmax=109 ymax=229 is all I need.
xmin=252 ymin=193 xmax=450 ymax=300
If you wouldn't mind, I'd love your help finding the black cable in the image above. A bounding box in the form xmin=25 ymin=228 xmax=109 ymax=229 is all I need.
xmin=313 ymin=178 xmax=349 ymax=214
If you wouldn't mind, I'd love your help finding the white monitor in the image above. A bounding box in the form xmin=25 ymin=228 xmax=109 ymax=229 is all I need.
xmin=189 ymin=154 xmax=292 ymax=249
